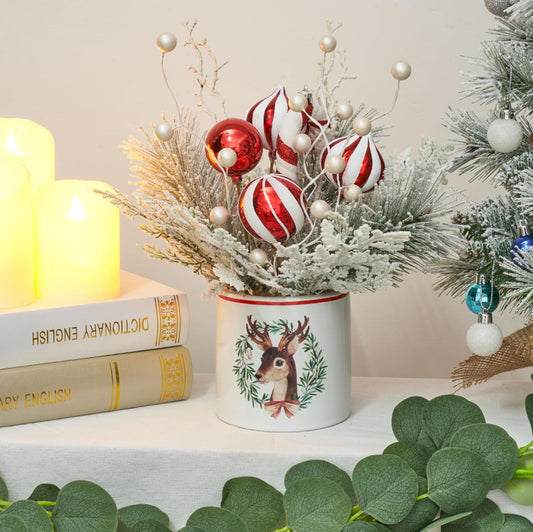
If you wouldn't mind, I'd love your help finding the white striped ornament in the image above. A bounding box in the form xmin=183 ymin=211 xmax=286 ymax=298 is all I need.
xmin=320 ymin=134 xmax=385 ymax=192
xmin=246 ymin=86 xmax=289 ymax=155
xmin=238 ymin=174 xmax=307 ymax=244
xmin=275 ymin=109 xmax=306 ymax=180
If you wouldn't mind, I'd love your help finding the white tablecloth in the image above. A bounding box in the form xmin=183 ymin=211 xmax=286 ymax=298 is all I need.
xmin=0 ymin=374 xmax=532 ymax=529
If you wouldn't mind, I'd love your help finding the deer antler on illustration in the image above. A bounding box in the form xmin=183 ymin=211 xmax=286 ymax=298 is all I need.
xmin=246 ymin=315 xmax=310 ymax=417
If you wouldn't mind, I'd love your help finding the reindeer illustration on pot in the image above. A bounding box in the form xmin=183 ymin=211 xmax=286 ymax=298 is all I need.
xmin=246 ymin=315 xmax=310 ymax=419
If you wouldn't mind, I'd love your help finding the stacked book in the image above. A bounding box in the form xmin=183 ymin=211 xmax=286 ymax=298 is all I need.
xmin=0 ymin=271 xmax=192 ymax=426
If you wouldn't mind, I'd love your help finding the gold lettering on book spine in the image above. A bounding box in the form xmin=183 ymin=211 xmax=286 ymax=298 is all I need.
xmin=159 ymin=353 xmax=187 ymax=402
xmin=154 ymin=295 xmax=181 ymax=346
xmin=108 ymin=362 xmax=121 ymax=410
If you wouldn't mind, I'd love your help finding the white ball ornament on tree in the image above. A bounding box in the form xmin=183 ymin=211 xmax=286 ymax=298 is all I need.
xmin=352 ymin=117 xmax=372 ymax=137
xmin=238 ymin=173 xmax=307 ymax=244
xmin=209 ymin=206 xmax=230 ymax=226
xmin=319 ymin=34 xmax=337 ymax=53
xmin=466 ymin=310 xmax=503 ymax=357
xmin=487 ymin=109 xmax=523 ymax=153
xmin=156 ymin=32 xmax=177 ymax=53
xmin=250 ymin=248 xmax=268 ymax=266
xmin=391 ymin=61 xmax=412 ymax=81
xmin=155 ymin=122 xmax=174 ymax=142
xmin=310 ymin=199 xmax=331 ymax=220
xmin=217 ymin=148 xmax=238 ymax=169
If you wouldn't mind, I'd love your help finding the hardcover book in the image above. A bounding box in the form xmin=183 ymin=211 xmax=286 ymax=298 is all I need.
xmin=0 ymin=271 xmax=189 ymax=369
xmin=0 ymin=345 xmax=193 ymax=427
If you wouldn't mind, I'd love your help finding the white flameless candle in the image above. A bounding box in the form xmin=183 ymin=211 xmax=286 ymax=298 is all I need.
xmin=35 ymin=180 xmax=120 ymax=303
xmin=0 ymin=118 xmax=55 ymax=195
xmin=0 ymin=160 xmax=34 ymax=308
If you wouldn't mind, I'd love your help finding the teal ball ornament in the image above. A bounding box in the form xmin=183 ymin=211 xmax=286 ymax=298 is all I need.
xmin=465 ymin=281 xmax=499 ymax=314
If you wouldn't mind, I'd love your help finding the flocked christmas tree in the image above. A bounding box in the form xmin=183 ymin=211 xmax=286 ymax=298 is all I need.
xmin=437 ymin=0 xmax=533 ymax=387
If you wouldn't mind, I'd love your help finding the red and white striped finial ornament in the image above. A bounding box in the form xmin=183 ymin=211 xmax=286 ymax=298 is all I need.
xmin=320 ymin=134 xmax=385 ymax=192
xmin=246 ymin=86 xmax=290 ymax=157
xmin=238 ymin=174 xmax=307 ymax=244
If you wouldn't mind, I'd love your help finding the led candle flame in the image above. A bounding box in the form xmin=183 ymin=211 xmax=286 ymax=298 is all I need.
xmin=0 ymin=160 xmax=34 ymax=308
xmin=0 ymin=118 xmax=55 ymax=195
xmin=35 ymin=180 xmax=120 ymax=303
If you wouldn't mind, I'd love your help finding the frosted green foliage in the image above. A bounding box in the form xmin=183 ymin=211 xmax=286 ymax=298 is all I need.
xmin=105 ymin=111 xmax=458 ymax=296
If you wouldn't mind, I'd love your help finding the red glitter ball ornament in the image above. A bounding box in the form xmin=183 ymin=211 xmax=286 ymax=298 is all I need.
xmin=238 ymin=173 xmax=307 ymax=244
xmin=205 ymin=118 xmax=263 ymax=182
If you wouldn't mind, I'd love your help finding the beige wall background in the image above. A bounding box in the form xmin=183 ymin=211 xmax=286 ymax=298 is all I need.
xmin=2 ymin=0 xmax=524 ymax=377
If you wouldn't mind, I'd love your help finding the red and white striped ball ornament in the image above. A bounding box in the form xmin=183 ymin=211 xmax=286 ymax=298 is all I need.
xmin=320 ymin=134 xmax=385 ymax=192
xmin=246 ymin=86 xmax=289 ymax=156
xmin=238 ymin=173 xmax=307 ymax=244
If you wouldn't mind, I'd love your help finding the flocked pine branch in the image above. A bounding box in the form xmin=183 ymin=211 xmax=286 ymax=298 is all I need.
xmin=104 ymin=22 xmax=460 ymax=298
xmin=436 ymin=1 xmax=533 ymax=316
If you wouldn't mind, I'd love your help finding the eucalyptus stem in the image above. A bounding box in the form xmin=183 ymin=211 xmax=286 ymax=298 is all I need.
xmin=272 ymin=526 xmax=291 ymax=532
xmin=519 ymin=439 xmax=533 ymax=456
xmin=0 ymin=500 xmax=11 ymax=508
xmin=417 ymin=493 xmax=430 ymax=500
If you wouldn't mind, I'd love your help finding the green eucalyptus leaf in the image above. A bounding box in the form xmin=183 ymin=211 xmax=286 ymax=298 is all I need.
xmin=418 ymin=512 xmax=472 ymax=531
xmin=341 ymin=522 xmax=390 ymax=531
xmin=130 ymin=519 xmax=172 ymax=531
xmin=383 ymin=441 xmax=433 ymax=477
xmin=352 ymin=454 xmax=418 ymax=524
xmin=391 ymin=396 xmax=436 ymax=452
xmin=422 ymin=395 xmax=485 ymax=448
xmin=221 ymin=476 xmax=284 ymax=532
xmin=2 ymin=500 xmax=53 ymax=532
xmin=387 ymin=497 xmax=439 ymax=532
xmin=449 ymin=423 xmax=518 ymax=489
xmin=499 ymin=513 xmax=533 ymax=530
xmin=176 ymin=527 xmax=206 ymax=532
xmin=52 ymin=480 xmax=118 ymax=532
xmin=27 ymin=484 xmax=60 ymax=503
xmin=0 ymin=475 xmax=8 ymax=501
xmin=0 ymin=513 xmax=29 ymax=531
xmin=441 ymin=498 xmax=504 ymax=531
xmin=186 ymin=507 xmax=248 ymax=532
xmin=285 ymin=460 xmax=355 ymax=501
xmin=118 ymin=504 xmax=169 ymax=528
xmin=427 ymin=448 xmax=491 ymax=513
xmin=284 ymin=477 xmax=351 ymax=532
xmin=525 ymin=394 xmax=533 ymax=434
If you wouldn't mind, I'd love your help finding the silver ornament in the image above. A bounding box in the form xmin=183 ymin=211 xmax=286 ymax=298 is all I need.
xmin=484 ymin=0 xmax=513 ymax=16
xmin=156 ymin=32 xmax=177 ymax=53
xmin=155 ymin=122 xmax=174 ymax=142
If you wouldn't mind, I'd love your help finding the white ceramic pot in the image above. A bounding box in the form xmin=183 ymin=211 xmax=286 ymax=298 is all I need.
xmin=215 ymin=291 xmax=351 ymax=431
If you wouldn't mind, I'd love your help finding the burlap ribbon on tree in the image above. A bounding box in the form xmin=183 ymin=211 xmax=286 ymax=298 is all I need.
xmin=452 ymin=322 xmax=533 ymax=390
